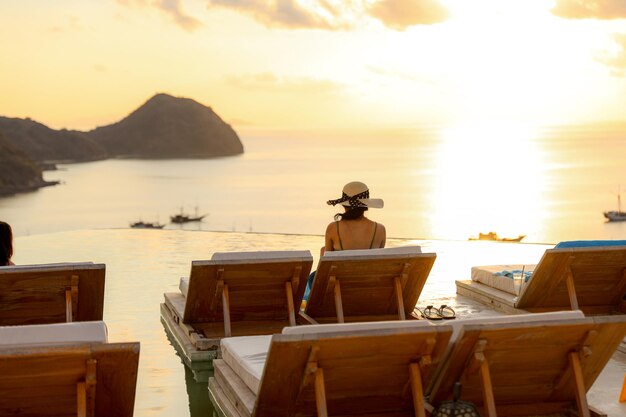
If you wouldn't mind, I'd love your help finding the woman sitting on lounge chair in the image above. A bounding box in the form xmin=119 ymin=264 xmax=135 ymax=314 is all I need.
xmin=324 ymin=181 xmax=386 ymax=253
xmin=0 ymin=221 xmax=15 ymax=266
xmin=303 ymin=182 xmax=386 ymax=301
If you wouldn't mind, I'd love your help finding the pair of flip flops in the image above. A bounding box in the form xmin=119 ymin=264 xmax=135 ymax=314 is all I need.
xmin=416 ymin=305 xmax=456 ymax=320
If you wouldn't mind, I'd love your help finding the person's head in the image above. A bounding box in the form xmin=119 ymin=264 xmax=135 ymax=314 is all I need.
xmin=327 ymin=181 xmax=384 ymax=221
xmin=0 ymin=221 xmax=13 ymax=266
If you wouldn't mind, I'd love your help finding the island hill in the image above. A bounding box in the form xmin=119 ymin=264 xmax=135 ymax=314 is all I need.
xmin=0 ymin=94 xmax=244 ymax=195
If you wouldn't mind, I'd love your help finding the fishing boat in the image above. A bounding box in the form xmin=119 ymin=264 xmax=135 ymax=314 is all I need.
xmin=130 ymin=221 xmax=165 ymax=229
xmin=170 ymin=206 xmax=206 ymax=224
xmin=469 ymin=231 xmax=526 ymax=242
xmin=604 ymin=189 xmax=626 ymax=221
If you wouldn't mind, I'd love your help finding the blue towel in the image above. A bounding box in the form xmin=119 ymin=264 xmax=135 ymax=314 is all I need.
xmin=494 ymin=270 xmax=533 ymax=282
xmin=303 ymin=271 xmax=316 ymax=301
xmin=555 ymin=240 xmax=626 ymax=249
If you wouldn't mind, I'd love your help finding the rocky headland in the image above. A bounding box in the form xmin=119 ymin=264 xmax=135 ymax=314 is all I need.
xmin=0 ymin=131 xmax=57 ymax=196
xmin=0 ymin=94 xmax=243 ymax=195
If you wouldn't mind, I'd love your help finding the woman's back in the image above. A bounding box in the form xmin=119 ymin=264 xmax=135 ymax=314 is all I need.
xmin=326 ymin=218 xmax=386 ymax=251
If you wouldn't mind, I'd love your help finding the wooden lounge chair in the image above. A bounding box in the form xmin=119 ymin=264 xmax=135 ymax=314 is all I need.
xmin=0 ymin=321 xmax=140 ymax=417
xmin=209 ymin=320 xmax=453 ymax=417
xmin=456 ymin=244 xmax=626 ymax=316
xmin=428 ymin=312 xmax=626 ymax=417
xmin=303 ymin=246 xmax=435 ymax=324
xmin=0 ymin=262 xmax=106 ymax=326
xmin=160 ymin=250 xmax=313 ymax=379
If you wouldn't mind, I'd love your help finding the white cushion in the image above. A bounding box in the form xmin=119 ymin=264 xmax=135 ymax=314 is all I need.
xmin=471 ymin=264 xmax=536 ymax=295
xmin=210 ymin=250 xmax=312 ymax=262
xmin=219 ymin=319 xmax=434 ymax=394
xmin=323 ymin=246 xmax=422 ymax=258
xmin=179 ymin=276 xmax=189 ymax=298
xmin=282 ymin=320 xmax=433 ymax=336
xmin=0 ymin=321 xmax=108 ymax=348
xmin=220 ymin=335 xmax=272 ymax=394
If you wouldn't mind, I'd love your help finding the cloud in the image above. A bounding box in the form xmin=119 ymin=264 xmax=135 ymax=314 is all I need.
xmin=93 ymin=64 xmax=109 ymax=73
xmin=225 ymin=72 xmax=344 ymax=93
xmin=596 ymin=33 xmax=626 ymax=76
xmin=367 ymin=0 xmax=449 ymax=30
xmin=47 ymin=15 xmax=85 ymax=34
xmin=156 ymin=0 xmax=202 ymax=30
xmin=209 ymin=0 xmax=338 ymax=29
xmin=208 ymin=0 xmax=449 ymax=30
xmin=366 ymin=65 xmax=438 ymax=85
xmin=116 ymin=0 xmax=202 ymax=31
xmin=552 ymin=0 xmax=626 ymax=19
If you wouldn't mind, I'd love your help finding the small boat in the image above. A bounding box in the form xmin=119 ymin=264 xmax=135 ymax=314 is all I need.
xmin=604 ymin=189 xmax=626 ymax=221
xmin=604 ymin=211 xmax=626 ymax=222
xmin=130 ymin=221 xmax=165 ymax=229
xmin=469 ymin=232 xmax=525 ymax=242
xmin=170 ymin=206 xmax=206 ymax=224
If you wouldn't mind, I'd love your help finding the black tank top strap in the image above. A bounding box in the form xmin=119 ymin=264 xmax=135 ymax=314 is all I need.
xmin=369 ymin=222 xmax=378 ymax=249
xmin=335 ymin=221 xmax=344 ymax=250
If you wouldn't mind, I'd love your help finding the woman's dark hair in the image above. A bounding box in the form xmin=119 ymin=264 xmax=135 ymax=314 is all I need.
xmin=334 ymin=206 xmax=367 ymax=221
xmin=0 ymin=221 xmax=13 ymax=266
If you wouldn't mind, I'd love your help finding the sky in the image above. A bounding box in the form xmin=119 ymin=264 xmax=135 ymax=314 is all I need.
xmin=1 ymin=0 xmax=625 ymax=131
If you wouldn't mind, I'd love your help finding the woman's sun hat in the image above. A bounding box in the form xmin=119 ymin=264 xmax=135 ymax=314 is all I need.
xmin=327 ymin=181 xmax=384 ymax=209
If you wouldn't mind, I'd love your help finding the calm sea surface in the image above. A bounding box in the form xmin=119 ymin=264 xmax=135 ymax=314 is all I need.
xmin=2 ymin=124 xmax=626 ymax=242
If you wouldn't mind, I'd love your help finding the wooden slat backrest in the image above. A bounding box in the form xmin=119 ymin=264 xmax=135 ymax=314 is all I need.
xmin=305 ymin=251 xmax=435 ymax=321
xmin=0 ymin=263 xmax=105 ymax=325
xmin=0 ymin=342 xmax=139 ymax=417
xmin=429 ymin=315 xmax=626 ymax=416
xmin=253 ymin=324 xmax=452 ymax=417
xmin=183 ymin=253 xmax=313 ymax=323
xmin=517 ymin=246 xmax=626 ymax=312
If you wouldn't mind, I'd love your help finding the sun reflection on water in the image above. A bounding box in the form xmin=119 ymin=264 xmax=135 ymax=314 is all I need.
xmin=429 ymin=121 xmax=548 ymax=241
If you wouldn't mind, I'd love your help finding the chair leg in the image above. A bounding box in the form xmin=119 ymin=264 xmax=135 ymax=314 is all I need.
xmin=222 ymin=284 xmax=232 ymax=337
xmin=394 ymin=276 xmax=406 ymax=320
xmin=314 ymin=367 xmax=329 ymax=417
xmin=409 ymin=363 xmax=426 ymax=417
xmin=333 ymin=279 xmax=345 ymax=323
xmin=479 ymin=360 xmax=498 ymax=417
xmin=285 ymin=281 xmax=296 ymax=326
xmin=77 ymin=359 xmax=97 ymax=417
xmin=66 ymin=289 xmax=73 ymax=323
xmin=66 ymin=275 xmax=79 ymax=322
xmin=569 ymin=352 xmax=591 ymax=417
xmin=565 ymin=267 xmax=579 ymax=311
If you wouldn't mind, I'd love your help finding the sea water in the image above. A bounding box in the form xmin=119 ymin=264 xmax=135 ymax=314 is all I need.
xmin=1 ymin=124 xmax=626 ymax=242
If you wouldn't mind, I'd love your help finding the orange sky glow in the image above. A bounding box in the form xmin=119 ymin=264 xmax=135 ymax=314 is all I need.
xmin=1 ymin=0 xmax=625 ymax=131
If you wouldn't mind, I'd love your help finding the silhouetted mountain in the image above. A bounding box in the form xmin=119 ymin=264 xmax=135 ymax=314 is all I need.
xmin=0 ymin=131 xmax=56 ymax=196
xmin=87 ymin=93 xmax=244 ymax=158
xmin=0 ymin=117 xmax=108 ymax=163
xmin=0 ymin=94 xmax=243 ymax=194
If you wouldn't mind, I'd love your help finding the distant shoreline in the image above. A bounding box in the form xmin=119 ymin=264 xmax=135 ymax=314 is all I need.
xmin=0 ymin=179 xmax=59 ymax=197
